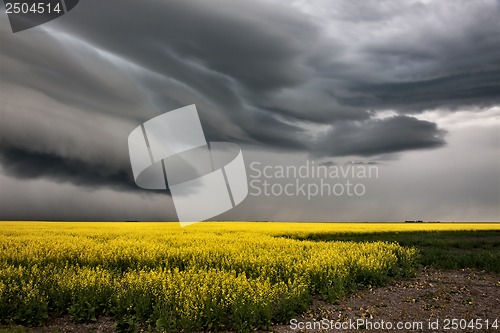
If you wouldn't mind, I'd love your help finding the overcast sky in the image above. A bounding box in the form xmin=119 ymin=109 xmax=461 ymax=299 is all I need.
xmin=0 ymin=0 xmax=498 ymax=221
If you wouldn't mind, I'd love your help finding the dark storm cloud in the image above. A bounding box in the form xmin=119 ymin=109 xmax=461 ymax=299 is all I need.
xmin=0 ymin=0 xmax=498 ymax=194
xmin=0 ymin=32 xmax=147 ymax=120
xmin=0 ymin=146 xmax=140 ymax=192
xmin=62 ymin=0 xmax=319 ymax=92
xmin=316 ymin=116 xmax=446 ymax=156
xmin=311 ymin=0 xmax=500 ymax=115
xmin=53 ymin=0 xmax=323 ymax=148
xmin=337 ymin=71 xmax=500 ymax=112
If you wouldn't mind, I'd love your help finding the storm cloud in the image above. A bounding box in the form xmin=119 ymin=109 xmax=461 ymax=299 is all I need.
xmin=316 ymin=116 xmax=447 ymax=156
xmin=0 ymin=0 xmax=498 ymax=220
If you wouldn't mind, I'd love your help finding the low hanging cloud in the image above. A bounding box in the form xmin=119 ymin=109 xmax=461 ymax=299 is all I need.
xmin=316 ymin=116 xmax=446 ymax=156
xmin=0 ymin=146 xmax=139 ymax=192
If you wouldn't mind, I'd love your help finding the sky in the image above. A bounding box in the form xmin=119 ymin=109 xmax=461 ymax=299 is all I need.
xmin=0 ymin=0 xmax=498 ymax=221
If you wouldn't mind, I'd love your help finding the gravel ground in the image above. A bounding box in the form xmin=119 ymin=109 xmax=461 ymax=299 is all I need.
xmin=273 ymin=268 xmax=500 ymax=333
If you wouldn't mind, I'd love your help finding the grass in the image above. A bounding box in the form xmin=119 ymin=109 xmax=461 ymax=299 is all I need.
xmin=0 ymin=327 xmax=29 ymax=333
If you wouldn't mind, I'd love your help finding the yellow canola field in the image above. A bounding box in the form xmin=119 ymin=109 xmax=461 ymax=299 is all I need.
xmin=0 ymin=222 xmax=497 ymax=331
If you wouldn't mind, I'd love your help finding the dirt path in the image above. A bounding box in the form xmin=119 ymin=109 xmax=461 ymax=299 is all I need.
xmin=273 ymin=268 xmax=500 ymax=333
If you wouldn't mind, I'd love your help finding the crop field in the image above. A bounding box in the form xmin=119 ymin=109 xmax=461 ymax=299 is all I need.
xmin=0 ymin=222 xmax=498 ymax=332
